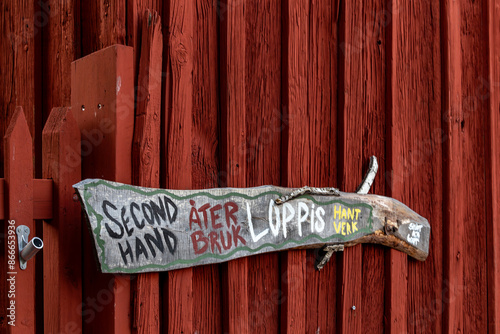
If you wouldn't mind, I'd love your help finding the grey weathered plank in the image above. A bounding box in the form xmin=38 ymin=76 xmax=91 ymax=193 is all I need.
xmin=74 ymin=179 xmax=430 ymax=273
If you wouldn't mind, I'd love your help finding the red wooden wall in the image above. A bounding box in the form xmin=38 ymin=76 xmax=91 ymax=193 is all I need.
xmin=1 ymin=0 xmax=499 ymax=333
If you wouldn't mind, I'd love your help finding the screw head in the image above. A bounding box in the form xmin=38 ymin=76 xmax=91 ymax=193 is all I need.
xmin=351 ymin=306 xmax=356 ymax=311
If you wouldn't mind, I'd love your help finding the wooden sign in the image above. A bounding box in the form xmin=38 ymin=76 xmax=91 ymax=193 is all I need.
xmin=73 ymin=178 xmax=430 ymax=274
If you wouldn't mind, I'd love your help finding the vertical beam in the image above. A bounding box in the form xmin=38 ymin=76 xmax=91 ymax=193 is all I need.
xmin=245 ymin=1 xmax=281 ymax=332
xmin=220 ymin=0 xmax=282 ymax=332
xmin=126 ymin=0 xmax=162 ymax=84
xmin=132 ymin=10 xmax=162 ymax=334
xmin=2 ymin=108 xmax=35 ymax=333
xmin=338 ymin=0 xmax=386 ymax=332
xmin=81 ymin=0 xmax=127 ymax=56
xmin=302 ymin=2 xmax=339 ymax=332
xmin=42 ymin=107 xmax=82 ymax=334
xmin=71 ymin=44 xmax=134 ymax=334
xmin=219 ymin=0 xmax=249 ymax=332
xmin=281 ymin=0 xmax=308 ymax=332
xmin=282 ymin=0 xmax=340 ymax=332
xmin=0 ymin=0 xmax=37 ymax=176
xmin=163 ymin=1 xmax=220 ymax=331
xmin=163 ymin=1 xmax=194 ymax=333
xmin=486 ymin=1 xmax=500 ymax=332
xmin=442 ymin=0 xmax=464 ymax=332
xmin=459 ymin=1 xmax=489 ymax=332
xmin=386 ymin=1 xmax=443 ymax=333
xmin=41 ymin=0 xmax=78 ymax=124
xmin=191 ymin=1 xmax=221 ymax=332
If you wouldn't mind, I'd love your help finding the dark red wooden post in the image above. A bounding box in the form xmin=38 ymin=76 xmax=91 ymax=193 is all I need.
xmin=338 ymin=1 xmax=387 ymax=332
xmin=71 ymin=44 xmax=134 ymax=334
xmin=162 ymin=1 xmax=195 ymax=332
xmin=132 ymin=10 xmax=162 ymax=334
xmin=442 ymin=0 xmax=465 ymax=331
xmin=486 ymin=1 xmax=500 ymax=331
xmin=219 ymin=1 xmax=282 ymax=332
xmin=386 ymin=2 xmax=443 ymax=333
xmin=42 ymin=107 xmax=82 ymax=333
xmin=219 ymin=1 xmax=250 ymax=331
xmin=281 ymin=0 xmax=339 ymax=332
xmin=2 ymin=108 xmax=35 ymax=333
xmin=162 ymin=0 xmax=220 ymax=331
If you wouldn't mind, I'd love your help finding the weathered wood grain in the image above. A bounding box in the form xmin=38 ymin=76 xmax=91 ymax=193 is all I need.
xmin=460 ymin=1 xmax=489 ymax=332
xmin=339 ymin=0 xmax=386 ymax=332
xmin=387 ymin=1 xmax=443 ymax=333
xmin=301 ymin=2 xmax=340 ymax=333
xmin=442 ymin=0 xmax=465 ymax=332
xmin=71 ymin=44 xmax=134 ymax=334
xmin=131 ymin=9 xmax=162 ymax=334
xmin=162 ymin=0 xmax=220 ymax=332
xmin=281 ymin=0 xmax=308 ymax=331
xmin=486 ymin=1 xmax=500 ymax=331
xmin=81 ymin=0 xmax=126 ymax=56
xmin=219 ymin=0 xmax=282 ymax=331
xmin=281 ymin=0 xmax=340 ymax=332
xmin=163 ymin=1 xmax=194 ymax=332
xmin=42 ymin=107 xmax=82 ymax=334
xmin=245 ymin=2 xmax=282 ymax=332
xmin=218 ymin=0 xmax=249 ymax=331
xmin=2 ymin=108 xmax=35 ymax=333
xmin=126 ymin=0 xmax=162 ymax=80
xmin=191 ymin=1 xmax=221 ymax=332
xmin=41 ymin=0 xmax=77 ymax=124
xmin=0 ymin=0 xmax=37 ymax=177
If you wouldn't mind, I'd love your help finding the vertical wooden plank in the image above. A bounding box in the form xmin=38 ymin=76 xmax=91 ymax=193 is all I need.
xmin=0 ymin=0 xmax=37 ymax=176
xmin=338 ymin=0 xmax=386 ymax=332
xmin=281 ymin=0 xmax=307 ymax=332
xmin=132 ymin=10 xmax=162 ymax=334
xmin=163 ymin=1 xmax=194 ymax=333
xmin=191 ymin=1 xmax=221 ymax=332
xmin=219 ymin=0 xmax=249 ymax=331
xmin=126 ymin=0 xmax=162 ymax=87
xmin=486 ymin=1 xmax=500 ymax=331
xmin=302 ymin=2 xmax=339 ymax=333
xmin=81 ymin=0 xmax=126 ymax=56
xmin=442 ymin=0 xmax=464 ymax=332
xmin=219 ymin=0 xmax=282 ymax=332
xmin=162 ymin=1 xmax=220 ymax=331
xmin=245 ymin=1 xmax=281 ymax=332
xmin=2 ymin=108 xmax=35 ymax=333
xmin=41 ymin=0 xmax=78 ymax=123
xmin=282 ymin=0 xmax=340 ymax=332
xmin=386 ymin=1 xmax=442 ymax=333
xmin=71 ymin=44 xmax=134 ymax=334
xmin=460 ymin=1 xmax=489 ymax=332
xmin=42 ymin=107 xmax=82 ymax=334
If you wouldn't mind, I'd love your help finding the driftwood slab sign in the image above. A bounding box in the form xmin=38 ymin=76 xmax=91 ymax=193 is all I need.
xmin=73 ymin=178 xmax=430 ymax=274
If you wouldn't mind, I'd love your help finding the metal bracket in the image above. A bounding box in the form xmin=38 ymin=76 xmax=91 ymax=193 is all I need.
xmin=16 ymin=225 xmax=30 ymax=270
xmin=315 ymin=244 xmax=344 ymax=270
xmin=15 ymin=225 xmax=43 ymax=270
